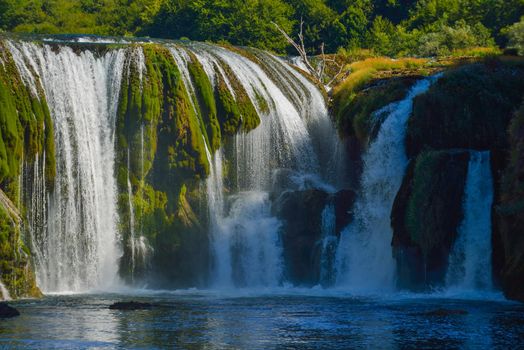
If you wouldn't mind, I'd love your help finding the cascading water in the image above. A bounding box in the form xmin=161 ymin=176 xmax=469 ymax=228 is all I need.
xmin=446 ymin=151 xmax=494 ymax=291
xmin=0 ymin=279 xmax=11 ymax=301
xmin=318 ymin=202 xmax=337 ymax=286
xmin=8 ymin=41 xmax=125 ymax=292
xmin=335 ymin=77 xmax=437 ymax=291
xmin=6 ymin=37 xmax=341 ymax=292
xmin=186 ymin=44 xmax=338 ymax=288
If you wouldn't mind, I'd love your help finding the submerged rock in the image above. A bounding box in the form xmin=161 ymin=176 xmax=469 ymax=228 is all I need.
xmin=417 ymin=308 xmax=468 ymax=317
xmin=0 ymin=303 xmax=20 ymax=318
xmin=109 ymin=301 xmax=153 ymax=310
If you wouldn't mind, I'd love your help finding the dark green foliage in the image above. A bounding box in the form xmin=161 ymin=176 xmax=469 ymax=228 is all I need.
xmin=1 ymin=0 xmax=521 ymax=56
xmin=146 ymin=0 xmax=294 ymax=53
xmin=407 ymin=61 xmax=524 ymax=158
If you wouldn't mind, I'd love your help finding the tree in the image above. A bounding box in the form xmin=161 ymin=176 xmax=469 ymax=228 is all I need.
xmin=506 ymin=18 xmax=524 ymax=55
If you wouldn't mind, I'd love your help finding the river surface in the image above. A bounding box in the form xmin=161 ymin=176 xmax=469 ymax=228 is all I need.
xmin=0 ymin=290 xmax=523 ymax=349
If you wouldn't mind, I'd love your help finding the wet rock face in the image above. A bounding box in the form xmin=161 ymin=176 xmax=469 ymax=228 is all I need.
xmin=391 ymin=150 xmax=470 ymax=291
xmin=273 ymin=188 xmax=355 ymax=286
xmin=498 ymin=103 xmax=524 ymax=302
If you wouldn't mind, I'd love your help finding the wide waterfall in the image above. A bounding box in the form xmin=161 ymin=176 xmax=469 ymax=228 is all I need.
xmin=446 ymin=151 xmax=494 ymax=291
xmin=335 ymin=77 xmax=437 ymax=291
xmin=4 ymin=37 xmax=341 ymax=292
xmin=7 ymin=37 xmax=498 ymax=297
xmin=8 ymin=41 xmax=125 ymax=292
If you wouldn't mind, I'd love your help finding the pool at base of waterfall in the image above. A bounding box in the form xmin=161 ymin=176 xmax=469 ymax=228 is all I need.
xmin=0 ymin=292 xmax=523 ymax=349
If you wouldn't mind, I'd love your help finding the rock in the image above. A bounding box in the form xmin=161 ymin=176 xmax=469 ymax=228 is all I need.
xmin=497 ymin=103 xmax=524 ymax=302
xmin=391 ymin=150 xmax=470 ymax=290
xmin=418 ymin=308 xmax=468 ymax=317
xmin=406 ymin=63 xmax=524 ymax=159
xmin=109 ymin=301 xmax=153 ymax=310
xmin=0 ymin=302 xmax=20 ymax=318
xmin=273 ymin=188 xmax=355 ymax=286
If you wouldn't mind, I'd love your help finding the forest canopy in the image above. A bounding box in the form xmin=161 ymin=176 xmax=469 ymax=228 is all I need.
xmin=0 ymin=0 xmax=523 ymax=56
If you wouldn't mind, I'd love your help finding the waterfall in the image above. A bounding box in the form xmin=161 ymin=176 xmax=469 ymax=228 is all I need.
xmin=319 ymin=202 xmax=337 ymax=286
xmin=126 ymin=149 xmax=137 ymax=280
xmin=335 ymin=77 xmax=437 ymax=291
xmin=8 ymin=42 xmax=126 ymax=292
xmin=0 ymin=279 xmax=11 ymax=301
xmin=188 ymin=44 xmax=336 ymax=288
xmin=446 ymin=151 xmax=494 ymax=291
xmin=6 ymin=37 xmax=340 ymax=292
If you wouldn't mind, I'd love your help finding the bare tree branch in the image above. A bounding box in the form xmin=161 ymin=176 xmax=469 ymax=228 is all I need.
xmin=272 ymin=20 xmax=346 ymax=88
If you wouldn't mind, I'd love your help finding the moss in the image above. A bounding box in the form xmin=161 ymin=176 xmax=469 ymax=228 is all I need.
xmin=0 ymin=40 xmax=54 ymax=298
xmin=116 ymin=44 xmax=213 ymax=284
xmin=404 ymin=150 xmax=470 ymax=259
xmin=338 ymin=76 xmax=421 ymax=144
xmin=215 ymin=63 xmax=260 ymax=134
xmin=0 ymin=42 xmax=56 ymax=190
xmin=0 ymin=205 xmax=41 ymax=298
xmin=187 ymin=52 xmax=221 ymax=152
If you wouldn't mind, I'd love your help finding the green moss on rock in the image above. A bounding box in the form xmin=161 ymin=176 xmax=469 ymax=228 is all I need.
xmin=391 ymin=150 xmax=470 ymax=289
xmin=187 ymin=52 xmax=221 ymax=152
xmin=216 ymin=64 xmax=260 ymax=135
xmin=0 ymin=202 xmax=41 ymax=298
xmin=334 ymin=76 xmax=421 ymax=144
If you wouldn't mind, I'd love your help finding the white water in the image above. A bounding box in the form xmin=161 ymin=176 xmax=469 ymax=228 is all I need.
xmin=446 ymin=151 xmax=494 ymax=291
xmin=8 ymin=42 xmax=126 ymax=292
xmin=335 ymin=77 xmax=437 ymax=291
xmin=319 ymin=202 xmax=337 ymax=286
xmin=0 ymin=280 xmax=11 ymax=301
xmin=186 ymin=44 xmax=338 ymax=288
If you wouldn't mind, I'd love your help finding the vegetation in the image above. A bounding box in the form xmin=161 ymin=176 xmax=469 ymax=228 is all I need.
xmin=331 ymin=56 xmax=435 ymax=143
xmin=0 ymin=0 xmax=523 ymax=57
xmin=0 ymin=42 xmax=55 ymax=298
xmin=407 ymin=59 xmax=524 ymax=158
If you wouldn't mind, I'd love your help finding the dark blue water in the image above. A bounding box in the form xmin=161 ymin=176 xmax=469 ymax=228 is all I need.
xmin=0 ymin=290 xmax=523 ymax=349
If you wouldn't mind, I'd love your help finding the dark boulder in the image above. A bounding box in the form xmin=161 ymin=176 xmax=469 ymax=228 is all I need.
xmin=416 ymin=308 xmax=468 ymax=317
xmin=273 ymin=188 xmax=355 ymax=286
xmin=0 ymin=303 xmax=20 ymax=318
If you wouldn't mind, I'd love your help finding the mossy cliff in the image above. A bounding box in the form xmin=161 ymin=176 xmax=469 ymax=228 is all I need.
xmin=115 ymin=44 xmax=262 ymax=287
xmin=497 ymin=102 xmax=524 ymax=302
xmin=333 ymin=56 xmax=524 ymax=298
xmin=0 ymin=41 xmax=55 ymax=298
xmin=391 ymin=150 xmax=470 ymax=290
